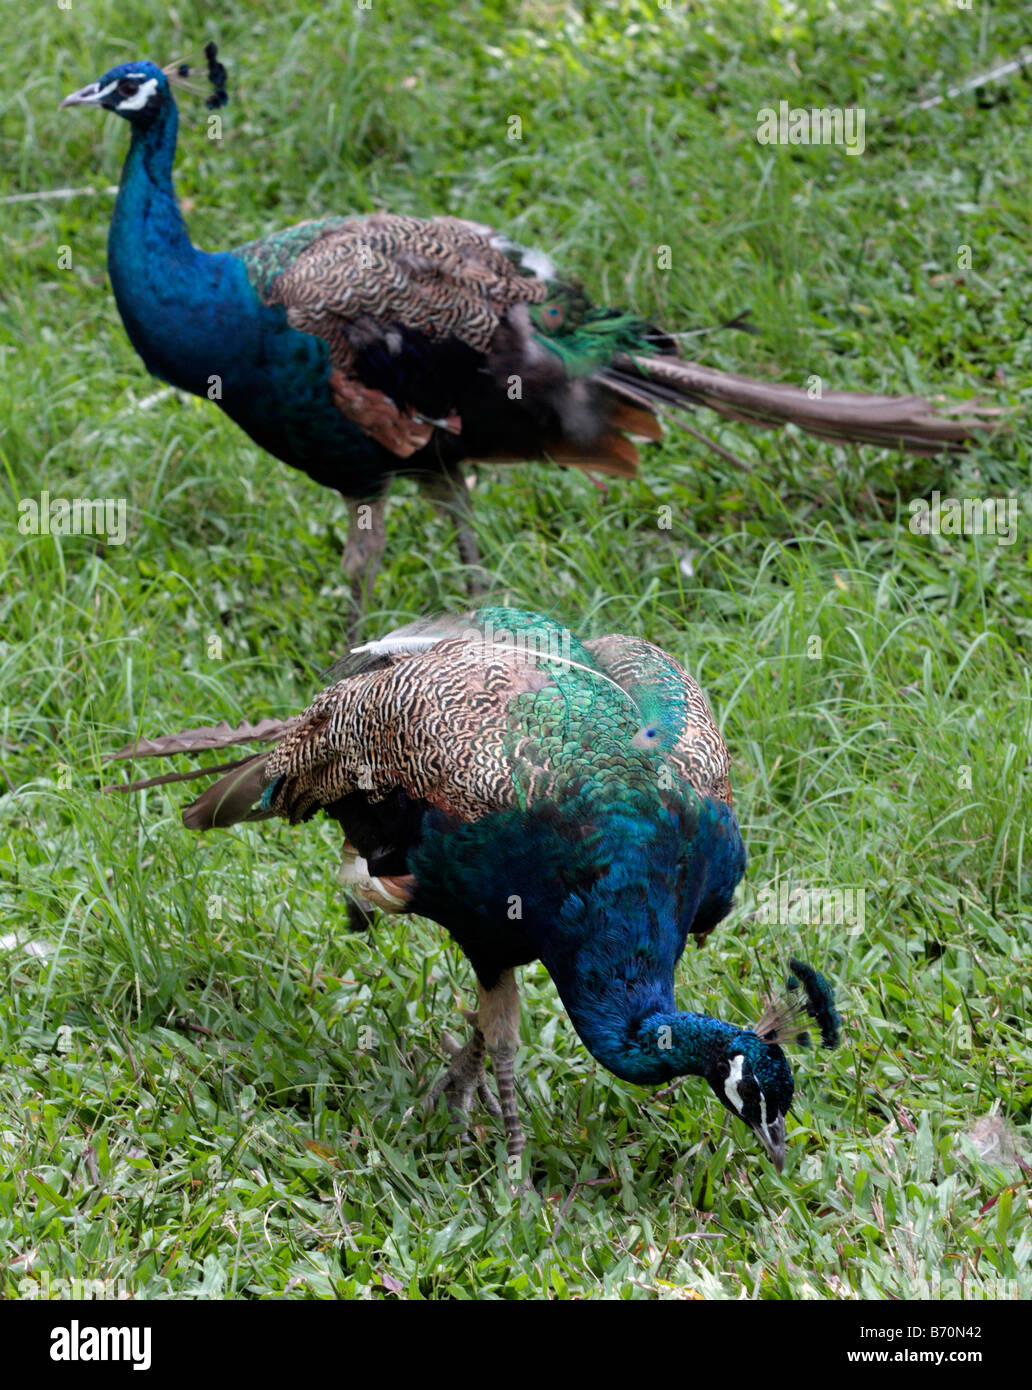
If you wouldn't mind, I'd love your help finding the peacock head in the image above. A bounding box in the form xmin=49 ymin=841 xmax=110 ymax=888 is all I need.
xmin=60 ymin=45 xmax=227 ymax=125
xmin=705 ymin=1030 xmax=794 ymax=1172
xmin=707 ymin=958 xmax=842 ymax=1171
xmin=60 ymin=60 xmax=173 ymax=124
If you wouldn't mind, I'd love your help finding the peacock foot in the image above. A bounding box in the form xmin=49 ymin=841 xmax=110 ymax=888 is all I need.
xmin=425 ymin=1024 xmax=503 ymax=1129
xmin=425 ymin=970 xmax=525 ymax=1160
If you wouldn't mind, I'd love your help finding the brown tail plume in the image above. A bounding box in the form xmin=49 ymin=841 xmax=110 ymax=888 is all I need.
xmin=180 ymin=755 xmax=273 ymax=830
xmin=104 ymin=716 xmax=297 ymax=826
xmin=602 ymin=355 xmax=1005 ymax=457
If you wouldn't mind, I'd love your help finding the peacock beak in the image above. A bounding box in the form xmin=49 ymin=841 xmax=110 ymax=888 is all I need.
xmin=60 ymin=81 xmax=106 ymax=110
xmin=754 ymin=1113 xmax=786 ymax=1173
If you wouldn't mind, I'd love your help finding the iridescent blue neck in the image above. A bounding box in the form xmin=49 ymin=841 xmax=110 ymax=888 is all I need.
xmin=536 ymin=803 xmax=747 ymax=1085
xmin=569 ymin=1003 xmax=745 ymax=1085
xmin=109 ymin=102 xmax=194 ymax=286
xmin=106 ymin=102 xmax=249 ymax=393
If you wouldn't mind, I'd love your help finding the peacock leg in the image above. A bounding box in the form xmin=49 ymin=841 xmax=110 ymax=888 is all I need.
xmin=477 ymin=969 xmax=525 ymax=1159
xmin=342 ymin=496 xmax=387 ymax=641
xmin=425 ymin=1020 xmax=502 ymax=1128
xmin=425 ymin=969 xmax=523 ymax=1153
xmin=420 ymin=469 xmax=487 ymax=596
xmin=347 ymin=900 xmax=374 ymax=932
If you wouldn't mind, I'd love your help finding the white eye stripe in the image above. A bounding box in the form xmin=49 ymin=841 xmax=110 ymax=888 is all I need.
xmin=116 ymin=76 xmax=158 ymax=111
xmin=95 ymin=80 xmax=120 ymax=100
xmin=724 ymin=1052 xmax=745 ymax=1113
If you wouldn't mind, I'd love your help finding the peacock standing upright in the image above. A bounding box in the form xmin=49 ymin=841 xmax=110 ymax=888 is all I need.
xmin=107 ymin=606 xmax=841 ymax=1167
xmin=62 ymin=51 xmax=1000 ymax=622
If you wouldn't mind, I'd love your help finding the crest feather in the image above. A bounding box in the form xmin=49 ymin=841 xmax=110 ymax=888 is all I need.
xmin=162 ymin=58 xmax=205 ymax=99
xmin=754 ymin=957 xmax=841 ymax=1050
xmin=162 ymin=41 xmax=228 ymax=109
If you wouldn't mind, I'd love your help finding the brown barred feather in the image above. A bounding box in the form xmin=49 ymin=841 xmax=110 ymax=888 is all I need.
xmin=251 ymin=210 xmax=1002 ymax=478
xmin=266 ymin=215 xmax=547 ymax=361
xmin=108 ymin=618 xmax=736 ymax=855
xmin=256 ymin=640 xmax=557 ymax=828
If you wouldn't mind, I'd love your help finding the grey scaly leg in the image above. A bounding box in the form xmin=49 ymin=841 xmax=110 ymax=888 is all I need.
xmin=342 ymin=496 xmax=387 ymax=642
xmin=478 ymin=970 xmax=524 ymax=1159
xmin=425 ymin=971 xmax=523 ymax=1155
xmin=420 ymin=469 xmax=487 ymax=596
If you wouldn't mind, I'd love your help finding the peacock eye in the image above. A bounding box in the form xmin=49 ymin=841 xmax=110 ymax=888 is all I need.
xmin=117 ymin=78 xmax=140 ymax=97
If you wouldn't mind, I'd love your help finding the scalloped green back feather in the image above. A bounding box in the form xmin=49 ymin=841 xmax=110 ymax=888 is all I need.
xmin=528 ymin=295 xmax=659 ymax=376
xmin=470 ymin=606 xmax=697 ymax=812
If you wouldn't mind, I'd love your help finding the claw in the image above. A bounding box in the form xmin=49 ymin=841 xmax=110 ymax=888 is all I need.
xmin=434 ymin=1028 xmax=504 ymax=1118
xmin=425 ymin=1026 xmax=499 ymax=1125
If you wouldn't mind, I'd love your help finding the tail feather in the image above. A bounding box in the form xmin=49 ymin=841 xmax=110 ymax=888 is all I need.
xmin=106 ymin=717 xmax=297 ymax=763
xmin=181 ymin=755 xmax=273 ymax=830
xmin=465 ymin=438 xmax=640 ymax=475
xmin=606 ymin=399 xmax=665 ymax=442
xmin=103 ymin=717 xmax=295 ymax=828
xmin=104 ymin=751 xmax=265 ymax=797
xmin=107 ymin=752 xmax=272 ymax=828
xmin=545 ymin=432 xmax=641 ymax=475
xmin=610 ymin=354 xmax=1005 ymax=457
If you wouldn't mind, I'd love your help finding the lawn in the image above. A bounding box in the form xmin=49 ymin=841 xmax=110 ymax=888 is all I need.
xmin=1 ymin=0 xmax=1030 ymax=1299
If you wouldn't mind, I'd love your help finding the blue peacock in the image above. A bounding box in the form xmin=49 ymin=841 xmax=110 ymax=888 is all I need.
xmin=63 ymin=48 xmax=999 ymax=612
xmin=108 ymin=607 xmax=841 ymax=1168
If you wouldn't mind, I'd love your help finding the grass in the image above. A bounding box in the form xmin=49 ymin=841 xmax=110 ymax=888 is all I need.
xmin=1 ymin=0 xmax=1030 ymax=1299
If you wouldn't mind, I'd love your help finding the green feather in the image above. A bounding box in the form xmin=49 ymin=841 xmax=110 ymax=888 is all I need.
xmin=528 ymin=294 xmax=658 ymax=376
xmin=234 ymin=216 xmax=346 ymax=297
xmin=470 ymin=607 xmax=696 ymax=811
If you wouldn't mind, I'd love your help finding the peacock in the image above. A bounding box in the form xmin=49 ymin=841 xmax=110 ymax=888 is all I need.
xmin=107 ymin=606 xmax=841 ymax=1168
xmin=62 ymin=49 xmax=1001 ymax=620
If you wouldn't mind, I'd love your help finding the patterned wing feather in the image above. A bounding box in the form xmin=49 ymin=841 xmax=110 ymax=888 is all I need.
xmin=237 ymin=215 xmax=548 ymax=360
xmin=583 ymin=634 xmax=732 ymax=805
xmin=152 ymin=613 xmax=729 ymax=888
xmin=233 ymin=214 xmax=568 ymax=459
xmin=258 ymin=637 xmax=554 ymax=826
